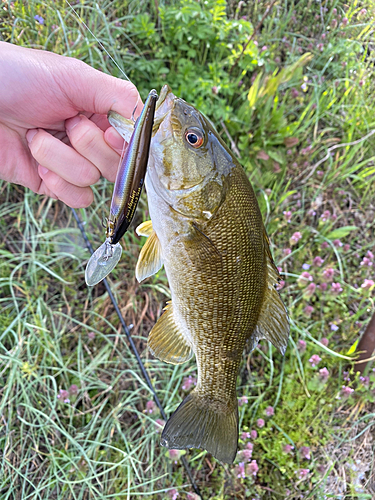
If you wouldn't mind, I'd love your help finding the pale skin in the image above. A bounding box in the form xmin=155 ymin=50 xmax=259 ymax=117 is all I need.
xmin=0 ymin=42 xmax=135 ymax=208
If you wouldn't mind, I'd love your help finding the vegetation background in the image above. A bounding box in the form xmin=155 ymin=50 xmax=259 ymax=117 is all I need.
xmin=1 ymin=0 xmax=375 ymax=498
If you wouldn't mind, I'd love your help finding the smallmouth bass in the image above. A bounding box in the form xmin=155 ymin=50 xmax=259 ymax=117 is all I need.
xmin=108 ymin=85 xmax=289 ymax=464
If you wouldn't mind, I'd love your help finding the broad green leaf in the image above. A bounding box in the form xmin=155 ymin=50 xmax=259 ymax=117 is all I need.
xmin=326 ymin=226 xmax=358 ymax=240
xmin=347 ymin=339 xmax=359 ymax=355
xmin=277 ymin=190 xmax=297 ymax=206
xmin=247 ymin=72 xmax=262 ymax=108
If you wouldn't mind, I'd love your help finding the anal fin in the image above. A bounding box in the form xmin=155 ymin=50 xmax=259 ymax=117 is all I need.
xmin=148 ymin=302 xmax=193 ymax=365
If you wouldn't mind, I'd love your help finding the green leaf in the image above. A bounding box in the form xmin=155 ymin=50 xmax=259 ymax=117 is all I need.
xmin=325 ymin=226 xmax=358 ymax=240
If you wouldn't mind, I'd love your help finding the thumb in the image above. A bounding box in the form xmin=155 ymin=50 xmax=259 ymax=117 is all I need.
xmin=63 ymin=58 xmax=140 ymax=118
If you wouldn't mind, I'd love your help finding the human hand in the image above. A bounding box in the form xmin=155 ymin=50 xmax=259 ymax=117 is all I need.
xmin=0 ymin=42 xmax=139 ymax=207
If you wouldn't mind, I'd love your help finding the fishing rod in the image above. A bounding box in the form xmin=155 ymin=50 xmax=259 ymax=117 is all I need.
xmin=71 ymin=208 xmax=203 ymax=499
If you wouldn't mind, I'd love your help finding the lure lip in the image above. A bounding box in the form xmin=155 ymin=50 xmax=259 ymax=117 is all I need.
xmin=107 ymin=89 xmax=158 ymax=245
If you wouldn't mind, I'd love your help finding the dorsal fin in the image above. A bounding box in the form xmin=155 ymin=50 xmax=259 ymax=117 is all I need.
xmin=148 ymin=302 xmax=193 ymax=364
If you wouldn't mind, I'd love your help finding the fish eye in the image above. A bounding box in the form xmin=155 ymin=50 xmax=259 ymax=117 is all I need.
xmin=185 ymin=128 xmax=204 ymax=148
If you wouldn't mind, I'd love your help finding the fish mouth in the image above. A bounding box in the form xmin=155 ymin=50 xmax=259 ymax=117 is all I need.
xmin=152 ymin=84 xmax=175 ymax=135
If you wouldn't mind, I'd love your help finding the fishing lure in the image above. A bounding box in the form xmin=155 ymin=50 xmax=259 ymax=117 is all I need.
xmin=85 ymin=89 xmax=158 ymax=286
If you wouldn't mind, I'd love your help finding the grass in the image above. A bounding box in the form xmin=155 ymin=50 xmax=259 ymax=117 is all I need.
xmin=1 ymin=0 xmax=375 ymax=498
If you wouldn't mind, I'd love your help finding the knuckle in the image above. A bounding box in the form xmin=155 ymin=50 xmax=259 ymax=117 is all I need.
xmin=74 ymin=189 xmax=94 ymax=208
xmin=78 ymin=162 xmax=101 ymax=186
xmin=70 ymin=122 xmax=96 ymax=153
xmin=30 ymin=133 xmax=50 ymax=164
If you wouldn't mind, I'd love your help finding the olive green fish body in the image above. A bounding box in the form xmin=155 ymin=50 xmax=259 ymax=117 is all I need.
xmin=134 ymin=86 xmax=289 ymax=463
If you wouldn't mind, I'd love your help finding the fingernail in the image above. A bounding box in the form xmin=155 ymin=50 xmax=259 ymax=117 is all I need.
xmin=65 ymin=115 xmax=82 ymax=132
xmin=39 ymin=165 xmax=49 ymax=176
xmin=26 ymin=129 xmax=38 ymax=144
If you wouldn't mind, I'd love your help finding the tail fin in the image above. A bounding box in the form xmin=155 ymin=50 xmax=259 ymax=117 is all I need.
xmin=160 ymin=391 xmax=238 ymax=464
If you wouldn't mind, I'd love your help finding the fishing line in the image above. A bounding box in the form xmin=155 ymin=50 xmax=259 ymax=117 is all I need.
xmin=71 ymin=208 xmax=203 ymax=499
xmin=65 ymin=0 xmax=132 ymax=82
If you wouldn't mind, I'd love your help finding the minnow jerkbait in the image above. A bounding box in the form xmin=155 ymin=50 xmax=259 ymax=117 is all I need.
xmin=85 ymin=89 xmax=158 ymax=286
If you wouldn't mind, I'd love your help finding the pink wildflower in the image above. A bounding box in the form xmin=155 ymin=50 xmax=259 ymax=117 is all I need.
xmin=246 ymin=442 xmax=254 ymax=451
xmin=187 ymin=494 xmax=200 ymax=500
xmin=69 ymin=384 xmax=78 ymax=395
xmin=299 ymin=446 xmax=311 ymax=460
xmin=168 ymin=488 xmax=179 ymax=500
xmin=87 ymin=331 xmax=95 ymax=340
xmin=276 ymin=280 xmax=285 ymax=290
xmin=319 ymin=282 xmax=328 ymax=291
xmin=320 ymin=210 xmax=330 ymax=221
xmin=304 ymin=305 xmax=314 ymax=317
xmin=320 ymin=338 xmax=329 ymax=347
xmin=321 ymin=241 xmax=329 ymax=249
xmin=168 ymin=449 xmax=183 ymax=461
xmin=283 ymin=444 xmax=294 ymax=454
xmin=283 ymin=211 xmax=292 ymax=223
xmin=313 ymin=256 xmax=324 ymax=267
xmin=283 ymin=248 xmax=292 ymax=256
xmin=182 ymin=375 xmax=197 ymax=391
xmin=298 ymin=272 xmax=313 ymax=286
xmin=333 ymin=239 xmax=343 ymax=248
xmin=309 ymin=354 xmax=321 ymax=367
xmin=290 ymin=231 xmax=302 ymax=245
xmin=265 ymin=406 xmax=274 ymax=417
xmin=343 ymin=244 xmax=350 ymax=252
xmin=241 ymin=431 xmax=251 ymax=440
xmin=57 ymin=389 xmax=70 ymax=403
xmin=296 ymin=468 xmax=310 ymax=479
xmin=250 ymin=430 xmax=258 ymax=439
xmin=238 ymin=395 xmax=248 ymax=406
xmin=361 ymin=279 xmax=374 ymax=290
xmin=247 ymin=459 xmax=259 ymax=476
xmin=155 ymin=419 xmax=166 ymax=433
xmin=341 ymin=386 xmax=354 ymax=398
xmin=318 ymin=367 xmax=329 ymax=382
xmin=361 ymin=257 xmax=373 ymax=267
xmin=331 ymin=282 xmax=343 ymax=294
xmin=304 ymin=282 xmax=316 ymax=298
xmin=236 ymin=462 xmax=246 ymax=479
xmin=323 ymin=268 xmax=334 ymax=280
xmin=367 ymin=250 xmax=374 ymax=259
xmin=360 ymin=376 xmax=369 ymax=387
xmin=238 ymin=448 xmax=253 ymax=462
xmin=146 ymin=400 xmax=156 ymax=414
xmin=257 ymin=418 xmax=265 ymax=428
xmin=297 ymin=339 xmax=307 ymax=353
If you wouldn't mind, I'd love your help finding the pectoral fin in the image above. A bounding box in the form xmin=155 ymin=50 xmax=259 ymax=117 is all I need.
xmin=136 ymin=220 xmax=154 ymax=237
xmin=249 ymin=229 xmax=289 ymax=354
xmin=148 ymin=302 xmax=193 ymax=364
xmin=135 ymin=225 xmax=163 ymax=282
xmin=184 ymin=222 xmax=221 ymax=263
